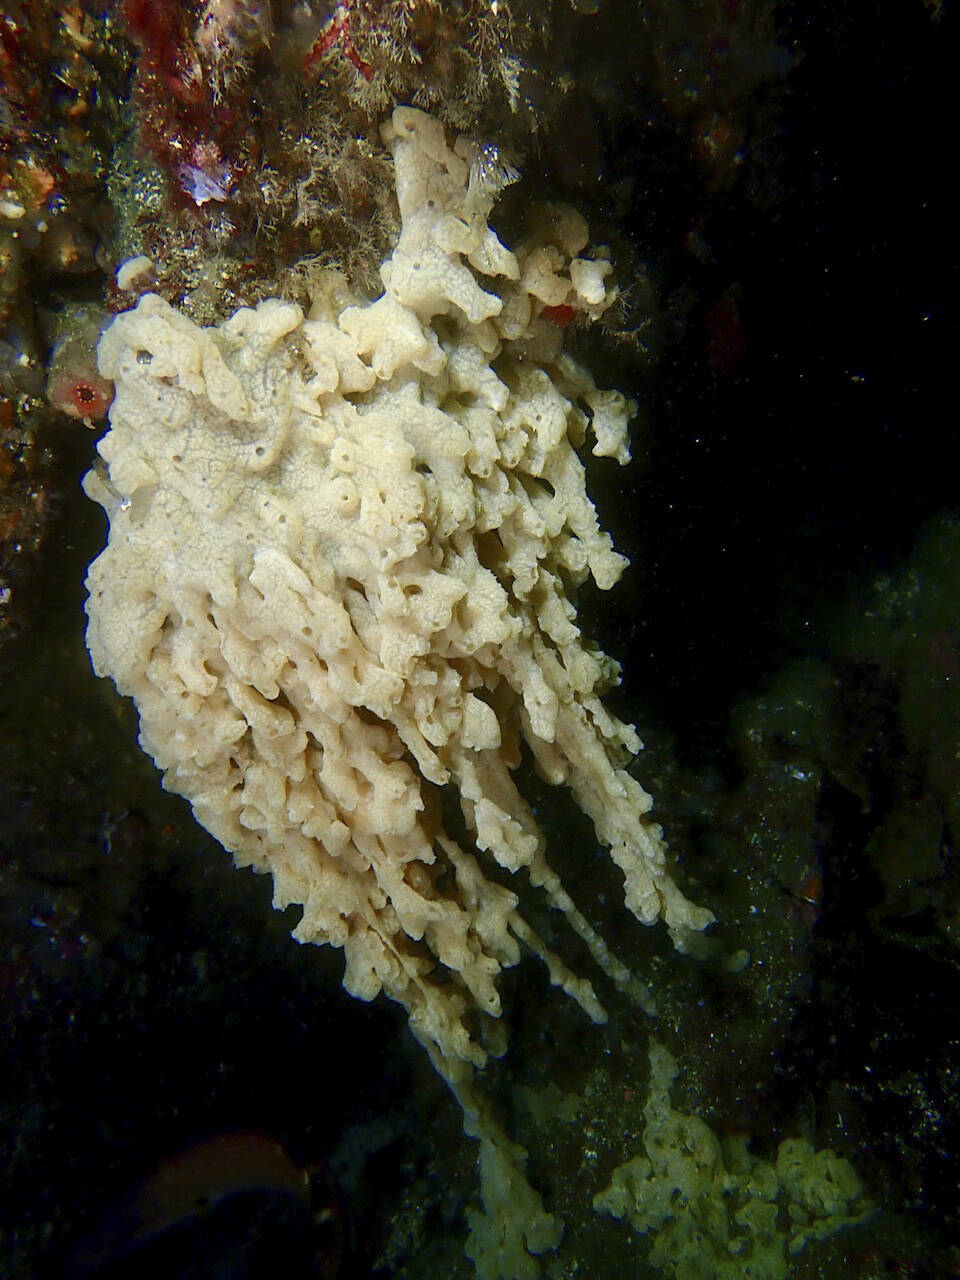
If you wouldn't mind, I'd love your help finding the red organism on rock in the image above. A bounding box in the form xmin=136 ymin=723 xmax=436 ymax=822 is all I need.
xmin=304 ymin=3 xmax=374 ymax=82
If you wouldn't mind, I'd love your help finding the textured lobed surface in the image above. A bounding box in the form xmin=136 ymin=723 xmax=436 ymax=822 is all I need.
xmin=594 ymin=1042 xmax=873 ymax=1279
xmin=84 ymin=107 xmax=712 ymax=1083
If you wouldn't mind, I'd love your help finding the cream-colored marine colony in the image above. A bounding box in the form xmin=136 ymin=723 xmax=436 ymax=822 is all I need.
xmin=84 ymin=107 xmax=712 ymax=1275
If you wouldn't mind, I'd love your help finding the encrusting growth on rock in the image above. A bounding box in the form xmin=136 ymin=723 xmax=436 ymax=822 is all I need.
xmin=83 ymin=106 xmax=713 ymax=1275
